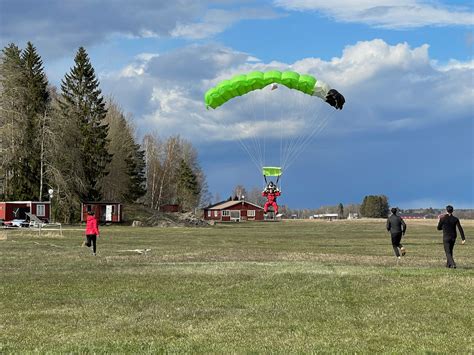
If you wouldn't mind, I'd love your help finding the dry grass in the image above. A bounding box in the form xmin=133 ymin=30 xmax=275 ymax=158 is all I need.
xmin=1 ymin=219 xmax=473 ymax=353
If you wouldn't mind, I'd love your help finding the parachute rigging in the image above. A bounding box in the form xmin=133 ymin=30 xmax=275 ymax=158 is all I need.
xmin=204 ymin=70 xmax=345 ymax=188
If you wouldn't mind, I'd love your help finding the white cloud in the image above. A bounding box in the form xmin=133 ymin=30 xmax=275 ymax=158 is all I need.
xmin=0 ymin=1 xmax=281 ymax=58
xmin=434 ymin=59 xmax=474 ymax=71
xmin=101 ymin=40 xmax=473 ymax=148
xmin=171 ymin=8 xmax=280 ymax=40
xmin=274 ymin=0 xmax=474 ymax=28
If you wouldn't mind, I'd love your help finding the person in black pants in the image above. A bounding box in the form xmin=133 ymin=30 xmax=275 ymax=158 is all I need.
xmin=386 ymin=207 xmax=407 ymax=260
xmin=83 ymin=210 xmax=100 ymax=256
xmin=437 ymin=205 xmax=466 ymax=268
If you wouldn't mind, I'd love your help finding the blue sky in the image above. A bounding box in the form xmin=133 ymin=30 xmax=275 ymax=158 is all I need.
xmin=1 ymin=0 xmax=473 ymax=209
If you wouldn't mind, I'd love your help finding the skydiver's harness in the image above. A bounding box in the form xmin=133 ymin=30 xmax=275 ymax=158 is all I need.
xmin=263 ymin=175 xmax=280 ymax=186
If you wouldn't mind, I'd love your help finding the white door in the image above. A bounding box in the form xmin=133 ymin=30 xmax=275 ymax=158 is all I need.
xmin=105 ymin=205 xmax=113 ymax=222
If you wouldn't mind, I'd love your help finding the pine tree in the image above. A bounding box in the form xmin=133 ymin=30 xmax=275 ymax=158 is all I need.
xmin=0 ymin=43 xmax=25 ymax=199
xmin=19 ymin=42 xmax=50 ymax=200
xmin=59 ymin=47 xmax=111 ymax=201
xmin=124 ymin=143 xmax=146 ymax=202
xmin=177 ymin=159 xmax=200 ymax=211
xmin=100 ymin=101 xmax=146 ymax=202
xmin=337 ymin=203 xmax=344 ymax=219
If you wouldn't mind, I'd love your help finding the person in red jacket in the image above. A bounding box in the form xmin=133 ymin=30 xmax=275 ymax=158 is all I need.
xmin=262 ymin=181 xmax=282 ymax=217
xmin=83 ymin=210 xmax=100 ymax=255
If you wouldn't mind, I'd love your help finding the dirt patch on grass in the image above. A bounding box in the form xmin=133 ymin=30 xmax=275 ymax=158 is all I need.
xmin=135 ymin=211 xmax=210 ymax=228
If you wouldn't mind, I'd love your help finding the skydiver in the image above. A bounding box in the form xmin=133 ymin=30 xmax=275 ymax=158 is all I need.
xmin=262 ymin=181 xmax=282 ymax=218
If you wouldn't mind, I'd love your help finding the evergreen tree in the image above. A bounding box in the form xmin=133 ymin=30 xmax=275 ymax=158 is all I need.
xmin=0 ymin=43 xmax=25 ymax=199
xmin=379 ymin=195 xmax=390 ymax=218
xmin=360 ymin=195 xmax=389 ymax=218
xmin=177 ymin=159 xmax=200 ymax=211
xmin=337 ymin=203 xmax=344 ymax=219
xmin=20 ymin=42 xmax=50 ymax=200
xmin=59 ymin=47 xmax=111 ymax=201
xmin=100 ymin=101 xmax=145 ymax=202
xmin=45 ymin=97 xmax=86 ymax=223
xmin=124 ymin=143 xmax=146 ymax=202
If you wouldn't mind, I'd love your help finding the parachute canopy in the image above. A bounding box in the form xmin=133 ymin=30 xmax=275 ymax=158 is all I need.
xmin=205 ymin=70 xmax=333 ymax=110
xmin=262 ymin=167 xmax=282 ymax=177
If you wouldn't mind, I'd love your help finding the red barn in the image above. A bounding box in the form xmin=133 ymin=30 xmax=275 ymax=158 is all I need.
xmin=81 ymin=202 xmax=123 ymax=223
xmin=0 ymin=201 xmax=51 ymax=222
xmin=203 ymin=200 xmax=265 ymax=222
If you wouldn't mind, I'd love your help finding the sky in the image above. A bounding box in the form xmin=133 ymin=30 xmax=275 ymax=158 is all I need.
xmin=1 ymin=0 xmax=473 ymax=209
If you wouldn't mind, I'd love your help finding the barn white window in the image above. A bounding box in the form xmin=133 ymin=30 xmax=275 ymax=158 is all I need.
xmin=248 ymin=210 xmax=255 ymax=217
xmin=214 ymin=211 xmax=218 ymax=217
xmin=222 ymin=210 xmax=230 ymax=217
xmin=36 ymin=204 xmax=45 ymax=217
xmin=207 ymin=211 xmax=211 ymax=217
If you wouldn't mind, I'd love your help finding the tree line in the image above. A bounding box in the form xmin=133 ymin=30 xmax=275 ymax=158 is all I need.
xmin=226 ymin=185 xmax=393 ymax=219
xmin=0 ymin=42 xmax=208 ymax=222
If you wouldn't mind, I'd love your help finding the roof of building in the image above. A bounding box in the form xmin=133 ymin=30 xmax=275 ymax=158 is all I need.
xmin=0 ymin=201 xmax=51 ymax=204
xmin=206 ymin=200 xmax=263 ymax=210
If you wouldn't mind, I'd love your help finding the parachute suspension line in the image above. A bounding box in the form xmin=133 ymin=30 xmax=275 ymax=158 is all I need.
xmin=278 ymin=86 xmax=286 ymax=171
xmin=281 ymin=98 xmax=325 ymax=170
xmin=236 ymin=89 xmax=262 ymax=170
xmin=279 ymin=87 xmax=306 ymax=171
xmin=283 ymin=115 xmax=330 ymax=171
xmin=278 ymin=88 xmax=336 ymax=171
xmin=282 ymin=102 xmax=336 ymax=171
xmin=262 ymin=85 xmax=269 ymax=169
xmin=249 ymin=89 xmax=264 ymax=169
xmin=280 ymin=90 xmax=315 ymax=170
xmin=230 ymin=95 xmax=265 ymax=172
xmin=235 ymin=133 xmax=264 ymax=172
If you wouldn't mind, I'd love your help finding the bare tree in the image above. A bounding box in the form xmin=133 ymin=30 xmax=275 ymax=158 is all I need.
xmin=233 ymin=185 xmax=247 ymax=200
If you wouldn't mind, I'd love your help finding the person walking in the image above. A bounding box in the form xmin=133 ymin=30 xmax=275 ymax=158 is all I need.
xmin=83 ymin=210 xmax=100 ymax=256
xmin=437 ymin=205 xmax=466 ymax=268
xmin=386 ymin=207 xmax=407 ymax=260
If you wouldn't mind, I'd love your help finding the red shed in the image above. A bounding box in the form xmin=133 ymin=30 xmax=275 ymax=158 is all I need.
xmin=203 ymin=200 xmax=265 ymax=222
xmin=81 ymin=201 xmax=123 ymax=223
xmin=0 ymin=201 xmax=51 ymax=222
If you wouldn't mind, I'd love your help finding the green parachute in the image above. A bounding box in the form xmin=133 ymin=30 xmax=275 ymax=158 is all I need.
xmin=262 ymin=167 xmax=282 ymax=177
xmin=204 ymin=70 xmax=345 ymax=191
xmin=204 ymin=70 xmax=344 ymax=110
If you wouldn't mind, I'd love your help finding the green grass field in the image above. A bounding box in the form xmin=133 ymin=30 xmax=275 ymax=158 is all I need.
xmin=1 ymin=219 xmax=473 ymax=353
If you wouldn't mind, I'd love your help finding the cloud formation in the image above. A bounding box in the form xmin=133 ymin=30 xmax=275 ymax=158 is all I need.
xmin=101 ymin=39 xmax=473 ymax=148
xmin=274 ymin=0 xmax=474 ymax=28
xmin=0 ymin=0 xmax=280 ymax=57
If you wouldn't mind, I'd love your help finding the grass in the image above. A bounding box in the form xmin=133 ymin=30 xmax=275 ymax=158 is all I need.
xmin=1 ymin=219 xmax=473 ymax=353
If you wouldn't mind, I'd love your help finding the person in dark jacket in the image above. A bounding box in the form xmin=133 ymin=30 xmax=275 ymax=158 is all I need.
xmin=437 ymin=205 xmax=466 ymax=268
xmin=386 ymin=207 xmax=407 ymax=260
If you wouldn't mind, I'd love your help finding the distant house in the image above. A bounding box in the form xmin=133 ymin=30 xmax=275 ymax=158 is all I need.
xmin=399 ymin=213 xmax=426 ymax=219
xmin=203 ymin=200 xmax=265 ymax=222
xmin=81 ymin=201 xmax=123 ymax=223
xmin=347 ymin=213 xmax=359 ymax=220
xmin=310 ymin=213 xmax=340 ymax=221
xmin=0 ymin=201 xmax=51 ymax=222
